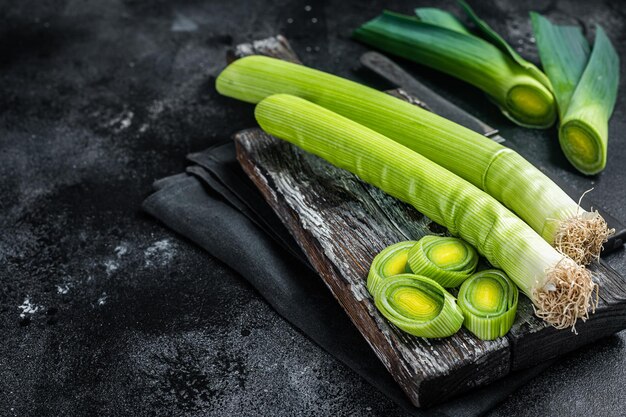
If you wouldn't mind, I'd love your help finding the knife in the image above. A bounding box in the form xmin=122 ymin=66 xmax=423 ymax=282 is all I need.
xmin=360 ymin=51 xmax=625 ymax=256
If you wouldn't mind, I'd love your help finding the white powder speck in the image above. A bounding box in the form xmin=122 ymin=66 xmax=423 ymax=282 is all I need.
xmin=304 ymin=5 xmax=312 ymax=11
xmin=311 ymin=17 xmax=317 ymax=23
xmin=104 ymin=259 xmax=119 ymax=274
xmin=57 ymin=283 xmax=71 ymax=294
xmin=97 ymin=293 xmax=108 ymax=306
xmin=144 ymin=239 xmax=176 ymax=267
xmin=287 ymin=17 xmax=293 ymax=24
xmin=18 ymin=297 xmax=41 ymax=318
xmin=114 ymin=244 xmax=128 ymax=258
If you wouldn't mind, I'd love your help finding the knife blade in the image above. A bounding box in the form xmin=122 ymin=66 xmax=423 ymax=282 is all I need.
xmin=359 ymin=51 xmax=625 ymax=255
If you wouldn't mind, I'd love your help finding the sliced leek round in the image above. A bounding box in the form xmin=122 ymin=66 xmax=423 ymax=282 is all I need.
xmin=367 ymin=241 xmax=416 ymax=297
xmin=373 ymin=274 xmax=464 ymax=338
xmin=457 ymin=269 xmax=519 ymax=340
xmin=408 ymin=236 xmax=478 ymax=288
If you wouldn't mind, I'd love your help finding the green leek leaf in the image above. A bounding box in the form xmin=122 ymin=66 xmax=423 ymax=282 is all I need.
xmin=414 ymin=7 xmax=470 ymax=35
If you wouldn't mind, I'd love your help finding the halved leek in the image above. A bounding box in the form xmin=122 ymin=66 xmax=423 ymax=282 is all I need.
xmin=352 ymin=11 xmax=556 ymax=128
xmin=457 ymin=269 xmax=519 ymax=340
xmin=531 ymin=14 xmax=619 ymax=175
xmin=215 ymin=56 xmax=612 ymax=264
xmin=373 ymin=274 xmax=464 ymax=338
xmin=254 ymin=93 xmax=596 ymax=329
xmin=407 ymin=236 xmax=478 ymax=288
xmin=367 ymin=241 xmax=416 ymax=296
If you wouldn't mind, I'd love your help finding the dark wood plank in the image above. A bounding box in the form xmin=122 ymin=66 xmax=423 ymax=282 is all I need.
xmin=235 ymin=130 xmax=511 ymax=407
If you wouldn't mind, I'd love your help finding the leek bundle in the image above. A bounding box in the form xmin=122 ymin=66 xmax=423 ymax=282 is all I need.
xmin=531 ymin=14 xmax=619 ymax=175
xmin=353 ymin=11 xmax=556 ymax=128
xmin=254 ymin=93 xmax=596 ymax=329
xmin=215 ymin=56 xmax=612 ymax=264
xmin=457 ymin=270 xmax=518 ymax=340
xmin=367 ymin=241 xmax=416 ymax=296
xmin=373 ymin=274 xmax=464 ymax=338
xmin=407 ymin=236 xmax=478 ymax=288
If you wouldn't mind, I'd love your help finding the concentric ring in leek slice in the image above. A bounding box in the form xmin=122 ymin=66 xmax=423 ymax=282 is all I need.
xmin=457 ymin=269 xmax=519 ymax=340
xmin=367 ymin=241 xmax=417 ymax=296
xmin=407 ymin=236 xmax=478 ymax=288
xmin=374 ymin=274 xmax=463 ymax=338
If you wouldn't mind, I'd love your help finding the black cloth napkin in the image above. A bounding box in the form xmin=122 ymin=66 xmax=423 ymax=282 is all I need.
xmin=142 ymin=142 xmax=552 ymax=417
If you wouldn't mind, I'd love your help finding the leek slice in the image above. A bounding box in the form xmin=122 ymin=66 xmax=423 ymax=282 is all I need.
xmin=414 ymin=7 xmax=470 ymax=35
xmin=457 ymin=269 xmax=519 ymax=340
xmin=407 ymin=236 xmax=478 ymax=288
xmin=367 ymin=241 xmax=416 ymax=297
xmin=216 ymin=56 xmax=612 ymax=264
xmin=254 ymin=93 xmax=597 ymax=329
xmin=373 ymin=274 xmax=464 ymax=338
xmin=352 ymin=11 xmax=556 ymax=128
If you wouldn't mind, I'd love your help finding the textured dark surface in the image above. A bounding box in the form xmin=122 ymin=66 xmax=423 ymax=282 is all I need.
xmin=0 ymin=0 xmax=624 ymax=416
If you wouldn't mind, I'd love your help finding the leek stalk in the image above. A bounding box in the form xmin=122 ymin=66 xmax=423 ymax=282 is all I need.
xmin=407 ymin=236 xmax=478 ymax=288
xmin=457 ymin=269 xmax=519 ymax=340
xmin=353 ymin=11 xmax=556 ymax=128
xmin=215 ymin=56 xmax=612 ymax=264
xmin=367 ymin=241 xmax=416 ymax=296
xmin=373 ymin=274 xmax=464 ymax=338
xmin=254 ymin=93 xmax=596 ymax=329
xmin=532 ymin=13 xmax=619 ymax=175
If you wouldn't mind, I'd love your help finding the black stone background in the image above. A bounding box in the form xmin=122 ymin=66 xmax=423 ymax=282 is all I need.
xmin=1 ymin=0 xmax=624 ymax=416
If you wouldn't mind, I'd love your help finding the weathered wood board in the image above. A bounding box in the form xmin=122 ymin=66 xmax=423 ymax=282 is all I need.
xmin=234 ymin=130 xmax=626 ymax=407
xmin=227 ymin=36 xmax=626 ymax=407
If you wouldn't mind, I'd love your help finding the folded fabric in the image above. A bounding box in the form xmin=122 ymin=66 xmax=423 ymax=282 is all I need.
xmin=142 ymin=142 xmax=552 ymax=416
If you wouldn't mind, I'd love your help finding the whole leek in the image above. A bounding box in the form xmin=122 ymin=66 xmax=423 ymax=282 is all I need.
xmin=532 ymin=13 xmax=619 ymax=175
xmin=353 ymin=11 xmax=556 ymax=128
xmin=373 ymin=274 xmax=464 ymax=338
xmin=215 ymin=56 xmax=612 ymax=264
xmin=457 ymin=269 xmax=519 ymax=340
xmin=254 ymin=93 xmax=596 ymax=330
xmin=367 ymin=241 xmax=416 ymax=296
xmin=407 ymin=236 xmax=478 ymax=288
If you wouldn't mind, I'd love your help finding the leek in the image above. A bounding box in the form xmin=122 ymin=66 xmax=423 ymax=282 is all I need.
xmin=352 ymin=11 xmax=556 ymax=128
xmin=457 ymin=269 xmax=518 ymax=340
xmin=254 ymin=93 xmax=596 ymax=329
xmin=414 ymin=7 xmax=470 ymax=35
xmin=407 ymin=236 xmax=478 ymax=288
xmin=532 ymin=14 xmax=619 ymax=175
xmin=373 ymin=274 xmax=464 ymax=338
xmin=367 ymin=241 xmax=416 ymax=296
xmin=215 ymin=56 xmax=612 ymax=264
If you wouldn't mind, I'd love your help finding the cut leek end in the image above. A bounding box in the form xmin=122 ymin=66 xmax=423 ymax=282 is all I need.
xmin=559 ymin=121 xmax=607 ymax=175
xmin=504 ymin=83 xmax=557 ymax=129
xmin=533 ymin=258 xmax=598 ymax=331
xmin=374 ymin=274 xmax=464 ymax=338
xmin=554 ymin=211 xmax=614 ymax=265
xmin=367 ymin=241 xmax=417 ymax=296
xmin=408 ymin=236 xmax=478 ymax=288
xmin=458 ymin=269 xmax=518 ymax=340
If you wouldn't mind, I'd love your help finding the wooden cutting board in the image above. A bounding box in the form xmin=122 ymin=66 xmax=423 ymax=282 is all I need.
xmin=229 ymin=36 xmax=626 ymax=408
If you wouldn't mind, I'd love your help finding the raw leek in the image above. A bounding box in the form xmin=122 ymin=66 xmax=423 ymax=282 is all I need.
xmin=532 ymin=14 xmax=619 ymax=175
xmin=407 ymin=236 xmax=478 ymax=288
xmin=457 ymin=269 xmax=518 ymax=340
xmin=367 ymin=241 xmax=416 ymax=296
xmin=254 ymin=93 xmax=597 ymax=329
xmin=352 ymin=11 xmax=556 ymax=128
xmin=215 ymin=56 xmax=612 ymax=264
xmin=373 ymin=274 xmax=464 ymax=338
